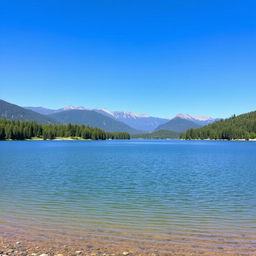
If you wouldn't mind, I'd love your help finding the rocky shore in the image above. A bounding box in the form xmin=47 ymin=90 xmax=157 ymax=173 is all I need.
xmin=1 ymin=236 xmax=255 ymax=256
xmin=0 ymin=240 xmax=161 ymax=256
xmin=1 ymin=229 xmax=255 ymax=256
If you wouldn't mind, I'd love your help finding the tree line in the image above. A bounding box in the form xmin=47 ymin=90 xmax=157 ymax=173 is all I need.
xmin=0 ymin=119 xmax=130 ymax=140
xmin=132 ymin=130 xmax=180 ymax=139
xmin=180 ymin=111 xmax=256 ymax=140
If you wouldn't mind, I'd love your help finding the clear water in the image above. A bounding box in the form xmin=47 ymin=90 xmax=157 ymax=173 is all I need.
xmin=0 ymin=140 xmax=256 ymax=253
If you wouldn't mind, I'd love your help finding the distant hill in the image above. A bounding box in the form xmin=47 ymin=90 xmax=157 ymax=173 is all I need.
xmin=49 ymin=110 xmax=141 ymax=134
xmin=25 ymin=106 xmax=59 ymax=115
xmin=132 ymin=130 xmax=180 ymax=139
xmin=181 ymin=111 xmax=256 ymax=140
xmin=155 ymin=117 xmax=202 ymax=132
xmin=0 ymin=99 xmax=58 ymax=124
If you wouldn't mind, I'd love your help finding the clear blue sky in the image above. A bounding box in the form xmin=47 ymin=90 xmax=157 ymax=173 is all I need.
xmin=0 ymin=0 xmax=255 ymax=118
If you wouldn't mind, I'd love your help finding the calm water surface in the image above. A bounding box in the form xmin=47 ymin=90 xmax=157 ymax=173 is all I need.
xmin=0 ymin=140 xmax=256 ymax=253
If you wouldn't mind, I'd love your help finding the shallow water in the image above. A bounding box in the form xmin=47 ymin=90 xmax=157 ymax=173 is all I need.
xmin=0 ymin=140 xmax=256 ymax=254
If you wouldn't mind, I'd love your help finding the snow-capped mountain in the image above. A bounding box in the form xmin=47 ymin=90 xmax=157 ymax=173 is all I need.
xmin=62 ymin=105 xmax=87 ymax=111
xmin=93 ymin=109 xmax=168 ymax=132
xmin=92 ymin=108 xmax=115 ymax=118
xmin=113 ymin=111 xmax=150 ymax=119
xmin=93 ymin=109 xmax=150 ymax=119
xmin=176 ymin=114 xmax=219 ymax=125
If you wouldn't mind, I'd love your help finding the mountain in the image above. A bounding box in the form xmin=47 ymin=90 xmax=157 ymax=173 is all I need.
xmin=176 ymin=113 xmax=219 ymax=126
xmin=0 ymin=99 xmax=58 ymax=124
xmin=132 ymin=130 xmax=180 ymax=139
xmin=94 ymin=109 xmax=169 ymax=132
xmin=181 ymin=111 xmax=256 ymax=140
xmin=155 ymin=116 xmax=202 ymax=132
xmin=48 ymin=109 xmax=141 ymax=134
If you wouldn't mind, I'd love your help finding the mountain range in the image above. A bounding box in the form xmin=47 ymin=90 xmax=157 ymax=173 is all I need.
xmin=25 ymin=106 xmax=169 ymax=131
xmin=0 ymin=99 xmax=219 ymax=134
xmin=26 ymin=105 xmax=218 ymax=132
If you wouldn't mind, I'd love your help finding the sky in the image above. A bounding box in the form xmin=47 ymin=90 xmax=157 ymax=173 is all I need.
xmin=0 ymin=0 xmax=255 ymax=118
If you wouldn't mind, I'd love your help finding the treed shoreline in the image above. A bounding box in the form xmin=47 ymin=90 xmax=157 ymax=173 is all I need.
xmin=1 ymin=109 xmax=256 ymax=142
xmin=180 ymin=111 xmax=256 ymax=140
xmin=0 ymin=119 xmax=130 ymax=141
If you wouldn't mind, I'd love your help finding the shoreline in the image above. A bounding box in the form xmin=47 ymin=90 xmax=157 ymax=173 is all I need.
xmin=1 ymin=137 xmax=256 ymax=142
xmin=1 ymin=137 xmax=100 ymax=141
xmin=180 ymin=138 xmax=256 ymax=142
xmin=1 ymin=230 xmax=256 ymax=256
xmin=27 ymin=137 xmax=92 ymax=141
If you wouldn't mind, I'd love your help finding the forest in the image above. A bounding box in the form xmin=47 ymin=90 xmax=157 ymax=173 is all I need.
xmin=180 ymin=111 xmax=256 ymax=140
xmin=0 ymin=119 xmax=130 ymax=140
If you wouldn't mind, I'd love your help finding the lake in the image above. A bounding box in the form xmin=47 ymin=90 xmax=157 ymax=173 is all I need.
xmin=0 ymin=140 xmax=256 ymax=255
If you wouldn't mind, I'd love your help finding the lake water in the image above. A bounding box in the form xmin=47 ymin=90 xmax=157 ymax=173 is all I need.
xmin=0 ymin=140 xmax=256 ymax=255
